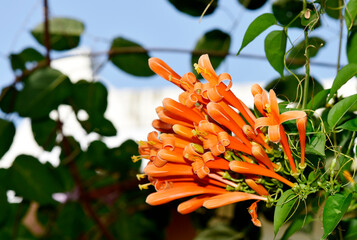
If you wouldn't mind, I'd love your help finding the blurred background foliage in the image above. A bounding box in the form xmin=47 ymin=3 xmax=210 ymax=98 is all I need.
xmin=0 ymin=0 xmax=357 ymax=239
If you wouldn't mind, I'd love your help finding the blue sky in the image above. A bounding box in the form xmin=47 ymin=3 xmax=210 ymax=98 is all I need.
xmin=0 ymin=0 xmax=347 ymax=90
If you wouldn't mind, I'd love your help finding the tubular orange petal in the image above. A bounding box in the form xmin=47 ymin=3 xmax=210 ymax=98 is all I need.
xmin=152 ymin=119 xmax=173 ymax=133
xmin=207 ymin=102 xmax=251 ymax=146
xmin=197 ymin=54 xmax=218 ymax=82
xmin=219 ymin=102 xmax=250 ymax=130
xmin=251 ymin=84 xmax=263 ymax=97
xmin=269 ymin=90 xmax=280 ymax=118
xmin=279 ymin=111 xmax=307 ymax=123
xmin=251 ymin=144 xmax=274 ymax=170
xmin=229 ymin=161 xmax=296 ymax=188
xmin=203 ymin=192 xmax=267 ymax=209
xmin=248 ymin=201 xmax=262 ymax=227
xmin=148 ymin=58 xmax=182 ymax=87
xmin=245 ymin=179 xmax=269 ymax=196
xmin=157 ymin=108 xmax=194 ymax=128
xmin=172 ymin=124 xmax=194 ymax=139
xmin=144 ymin=162 xmax=193 ymax=177
xmin=297 ymin=116 xmax=307 ymax=166
xmin=157 ymin=149 xmax=187 ymax=164
xmin=254 ymin=117 xmax=276 ymax=130
xmin=146 ymin=183 xmax=226 ymax=206
xmin=227 ymin=136 xmax=252 ymax=155
xmin=205 ymin=158 xmax=230 ymax=170
xmin=268 ymin=125 xmax=281 ymax=143
xmin=243 ymin=125 xmax=271 ymax=150
xmin=163 ymin=98 xmax=204 ymax=124
xmin=178 ymin=195 xmax=213 ymax=214
xmin=279 ymin=125 xmax=297 ymax=173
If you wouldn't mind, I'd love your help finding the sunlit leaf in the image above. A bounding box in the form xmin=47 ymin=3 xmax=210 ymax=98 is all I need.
xmin=327 ymin=94 xmax=357 ymax=129
xmin=265 ymin=30 xmax=286 ymax=77
xmin=31 ymin=18 xmax=84 ymax=51
xmin=168 ymin=0 xmax=218 ymax=17
xmin=6 ymin=155 xmax=63 ymax=204
xmin=307 ymin=89 xmax=329 ymax=110
xmin=31 ymin=117 xmax=57 ymax=151
xmin=274 ymin=189 xmax=299 ymax=235
xmin=237 ymin=13 xmax=277 ymax=55
xmin=338 ymin=118 xmax=357 ymax=131
xmin=287 ymin=37 xmax=325 ymax=69
xmin=265 ymin=74 xmax=323 ymax=102
xmin=345 ymin=0 xmax=357 ymax=31
xmin=347 ymin=30 xmax=357 ymax=64
xmin=238 ymin=0 xmax=268 ymax=10
xmin=15 ymin=67 xmax=72 ymax=119
xmin=192 ymin=29 xmax=231 ymax=76
xmin=10 ymin=48 xmax=44 ymax=71
xmin=305 ymin=133 xmax=326 ymax=157
xmin=322 ymin=193 xmax=352 ymax=239
xmin=109 ymin=37 xmax=154 ymax=77
xmin=329 ymin=63 xmax=357 ymax=99
xmin=0 ymin=119 xmax=15 ymax=159
xmin=281 ymin=214 xmax=314 ymax=240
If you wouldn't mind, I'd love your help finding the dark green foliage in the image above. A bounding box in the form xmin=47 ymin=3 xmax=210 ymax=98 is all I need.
xmin=168 ymin=0 xmax=218 ymax=17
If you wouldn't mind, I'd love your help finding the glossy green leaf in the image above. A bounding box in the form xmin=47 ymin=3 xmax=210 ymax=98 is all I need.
xmin=15 ymin=67 xmax=72 ymax=119
xmin=329 ymin=63 xmax=357 ymax=99
xmin=80 ymin=117 xmax=117 ymax=136
xmin=301 ymin=10 xmax=319 ymax=30
xmin=287 ymin=37 xmax=325 ymax=69
xmin=305 ymin=133 xmax=326 ymax=157
xmin=237 ymin=13 xmax=277 ymax=55
xmin=274 ymin=189 xmax=299 ymax=235
xmin=325 ymin=0 xmax=343 ymax=19
xmin=273 ymin=0 xmax=320 ymax=29
xmin=10 ymin=48 xmax=44 ymax=71
xmin=307 ymin=89 xmax=329 ymax=110
xmin=322 ymin=193 xmax=352 ymax=239
xmin=345 ymin=0 xmax=357 ymax=31
xmin=238 ymin=0 xmax=268 ymax=10
xmin=31 ymin=117 xmax=57 ymax=151
xmin=0 ymin=119 xmax=15 ymax=158
xmin=192 ymin=29 xmax=231 ymax=76
xmin=264 ymin=30 xmax=287 ymax=77
xmin=338 ymin=118 xmax=357 ymax=131
xmin=327 ymin=94 xmax=357 ymax=129
xmin=109 ymin=37 xmax=154 ymax=77
xmin=0 ymin=86 xmax=18 ymax=114
xmin=6 ymin=155 xmax=63 ymax=204
xmin=347 ymin=29 xmax=357 ymax=64
xmin=31 ymin=18 xmax=84 ymax=51
xmin=265 ymin=74 xmax=323 ymax=102
xmin=281 ymin=214 xmax=313 ymax=240
xmin=168 ymin=0 xmax=218 ymax=17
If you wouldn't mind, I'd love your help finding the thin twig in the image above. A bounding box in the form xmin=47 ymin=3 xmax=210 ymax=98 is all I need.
xmin=43 ymin=0 xmax=51 ymax=65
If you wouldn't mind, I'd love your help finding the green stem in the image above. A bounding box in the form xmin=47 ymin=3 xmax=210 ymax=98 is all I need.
xmin=337 ymin=0 xmax=343 ymax=72
xmin=302 ymin=0 xmax=310 ymax=110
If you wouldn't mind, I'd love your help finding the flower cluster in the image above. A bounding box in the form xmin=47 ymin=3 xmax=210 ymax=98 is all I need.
xmin=135 ymin=54 xmax=307 ymax=226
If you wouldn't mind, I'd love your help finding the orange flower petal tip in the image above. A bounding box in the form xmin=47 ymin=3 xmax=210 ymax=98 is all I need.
xmin=148 ymin=57 xmax=181 ymax=84
xmin=251 ymin=84 xmax=263 ymax=97
xmin=203 ymin=192 xmax=266 ymax=209
xmin=177 ymin=195 xmax=209 ymax=214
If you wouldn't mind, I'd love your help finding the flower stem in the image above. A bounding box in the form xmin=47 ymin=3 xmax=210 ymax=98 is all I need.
xmin=302 ymin=0 xmax=310 ymax=110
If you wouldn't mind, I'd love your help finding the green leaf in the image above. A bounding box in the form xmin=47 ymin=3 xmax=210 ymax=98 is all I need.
xmin=305 ymin=132 xmax=326 ymax=157
xmin=31 ymin=18 xmax=84 ymax=51
xmin=168 ymin=0 xmax=218 ymax=17
xmin=322 ymin=193 xmax=353 ymax=239
xmin=265 ymin=74 xmax=323 ymax=102
xmin=6 ymin=155 xmax=63 ymax=204
xmin=325 ymin=0 xmax=343 ymax=19
xmin=237 ymin=13 xmax=277 ymax=55
xmin=347 ymin=29 xmax=357 ymax=64
xmin=15 ymin=67 xmax=72 ymax=119
xmin=327 ymin=94 xmax=357 ymax=129
xmin=343 ymin=219 xmax=357 ymax=240
xmin=287 ymin=37 xmax=325 ymax=69
xmin=345 ymin=0 xmax=357 ymax=31
xmin=194 ymin=224 xmax=242 ymax=240
xmin=264 ymin=30 xmax=287 ymax=77
xmin=281 ymin=214 xmax=314 ymax=240
xmin=192 ymin=29 xmax=231 ymax=76
xmin=31 ymin=117 xmax=57 ymax=151
xmin=273 ymin=0 xmax=320 ymax=29
xmin=0 ymin=119 xmax=15 ymax=158
xmin=301 ymin=10 xmax=319 ymax=30
xmin=0 ymin=172 xmax=10 ymax=228
xmin=274 ymin=189 xmax=299 ymax=235
xmin=109 ymin=37 xmax=154 ymax=77
xmin=338 ymin=118 xmax=357 ymax=131
xmin=10 ymin=48 xmax=44 ymax=71
xmin=0 ymin=86 xmax=18 ymax=114
xmin=307 ymin=89 xmax=329 ymax=110
xmin=329 ymin=63 xmax=357 ymax=99
xmin=238 ymin=0 xmax=268 ymax=10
